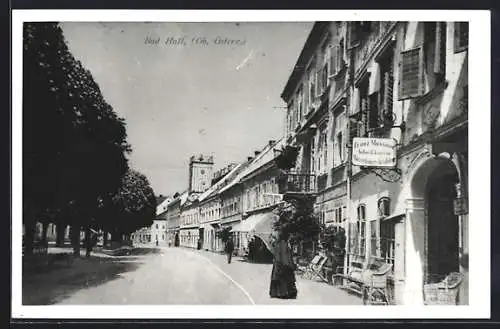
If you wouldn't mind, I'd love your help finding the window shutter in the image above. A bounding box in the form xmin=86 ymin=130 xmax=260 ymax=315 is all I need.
xmin=349 ymin=22 xmax=360 ymax=49
xmin=361 ymin=97 xmax=370 ymax=135
xmin=383 ymin=69 xmax=394 ymax=116
xmin=434 ymin=22 xmax=446 ymax=75
xmin=398 ymin=47 xmax=425 ymax=100
xmin=348 ymin=117 xmax=359 ymax=143
xmin=454 ymin=22 xmax=468 ymax=52
xmin=337 ymin=43 xmax=343 ymax=73
xmin=330 ymin=45 xmax=337 ymax=76
xmin=316 ymin=70 xmax=322 ymax=97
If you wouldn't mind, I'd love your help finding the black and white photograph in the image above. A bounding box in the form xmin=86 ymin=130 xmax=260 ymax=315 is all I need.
xmin=11 ymin=10 xmax=490 ymax=319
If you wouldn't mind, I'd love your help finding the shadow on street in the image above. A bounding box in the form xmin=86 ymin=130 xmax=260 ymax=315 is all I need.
xmin=22 ymin=256 xmax=143 ymax=305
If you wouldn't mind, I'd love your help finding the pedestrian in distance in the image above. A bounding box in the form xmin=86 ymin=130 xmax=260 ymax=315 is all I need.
xmin=269 ymin=230 xmax=297 ymax=299
xmin=225 ymin=236 xmax=235 ymax=264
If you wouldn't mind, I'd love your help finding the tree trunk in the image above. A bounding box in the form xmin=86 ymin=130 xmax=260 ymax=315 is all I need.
xmin=103 ymin=231 xmax=109 ymax=248
xmin=71 ymin=224 xmax=81 ymax=257
xmin=56 ymin=223 xmax=66 ymax=247
xmin=24 ymin=221 xmax=36 ymax=257
xmin=112 ymin=229 xmax=123 ymax=243
xmin=84 ymin=225 xmax=92 ymax=258
xmin=41 ymin=221 xmax=49 ymax=246
xmin=23 ymin=203 xmax=38 ymax=256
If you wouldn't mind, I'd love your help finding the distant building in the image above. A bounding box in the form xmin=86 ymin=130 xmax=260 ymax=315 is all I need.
xmin=188 ymin=154 xmax=214 ymax=193
xmin=179 ymin=155 xmax=215 ymax=248
xmin=198 ymin=163 xmax=245 ymax=252
xmin=131 ymin=194 xmax=171 ymax=246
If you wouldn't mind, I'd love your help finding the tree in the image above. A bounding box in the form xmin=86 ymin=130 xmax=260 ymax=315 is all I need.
xmin=23 ymin=22 xmax=131 ymax=256
xmin=217 ymin=227 xmax=233 ymax=244
xmin=271 ymin=195 xmax=322 ymax=256
xmin=320 ymin=226 xmax=346 ymax=253
xmin=105 ymin=169 xmax=157 ymax=243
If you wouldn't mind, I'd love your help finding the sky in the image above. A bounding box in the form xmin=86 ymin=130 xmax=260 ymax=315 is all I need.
xmin=60 ymin=22 xmax=313 ymax=197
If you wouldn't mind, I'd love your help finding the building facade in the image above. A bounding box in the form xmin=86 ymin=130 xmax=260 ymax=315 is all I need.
xmin=198 ymin=163 xmax=243 ymax=252
xmin=281 ymin=21 xmax=468 ymax=305
xmin=132 ymin=219 xmax=168 ymax=246
xmin=233 ymin=140 xmax=285 ymax=255
xmin=167 ymin=192 xmax=185 ymax=247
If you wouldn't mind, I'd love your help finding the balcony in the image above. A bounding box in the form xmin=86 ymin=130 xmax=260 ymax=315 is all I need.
xmin=317 ymin=173 xmax=328 ymax=192
xmin=277 ymin=172 xmax=316 ymax=195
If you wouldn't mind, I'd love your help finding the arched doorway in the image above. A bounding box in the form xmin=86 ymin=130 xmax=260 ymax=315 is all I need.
xmin=425 ymin=162 xmax=460 ymax=283
xmin=405 ymin=154 xmax=463 ymax=304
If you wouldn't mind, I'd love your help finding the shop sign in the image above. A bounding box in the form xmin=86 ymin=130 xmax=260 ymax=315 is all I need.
xmin=453 ymin=198 xmax=468 ymax=215
xmin=352 ymin=137 xmax=397 ymax=168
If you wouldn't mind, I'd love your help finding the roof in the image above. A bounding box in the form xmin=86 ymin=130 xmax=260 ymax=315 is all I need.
xmin=198 ymin=163 xmax=244 ymax=203
xmin=179 ymin=190 xmax=190 ymax=206
xmin=280 ymin=22 xmax=330 ymax=102
xmin=156 ymin=195 xmax=168 ymax=205
xmin=219 ymin=138 xmax=285 ymax=194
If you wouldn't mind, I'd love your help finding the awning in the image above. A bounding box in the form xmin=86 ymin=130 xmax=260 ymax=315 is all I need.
xmin=231 ymin=211 xmax=277 ymax=252
xmin=382 ymin=212 xmax=405 ymax=222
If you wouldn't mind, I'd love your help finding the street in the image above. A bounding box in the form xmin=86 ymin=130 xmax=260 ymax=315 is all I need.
xmin=56 ymin=247 xmax=362 ymax=305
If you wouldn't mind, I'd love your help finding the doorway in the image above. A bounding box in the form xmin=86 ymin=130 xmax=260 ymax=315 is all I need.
xmin=425 ymin=165 xmax=460 ymax=284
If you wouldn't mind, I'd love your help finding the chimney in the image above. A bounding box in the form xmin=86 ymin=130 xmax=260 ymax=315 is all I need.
xmin=268 ymin=140 xmax=276 ymax=147
xmin=254 ymin=150 xmax=261 ymax=157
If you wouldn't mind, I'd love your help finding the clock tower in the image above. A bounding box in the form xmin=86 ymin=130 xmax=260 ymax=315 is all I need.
xmin=188 ymin=154 xmax=214 ymax=193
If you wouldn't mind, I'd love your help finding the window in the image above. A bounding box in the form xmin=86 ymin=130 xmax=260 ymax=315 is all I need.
xmin=378 ymin=197 xmax=391 ymax=217
xmin=330 ymin=39 xmax=345 ymax=76
xmin=432 ymin=22 xmax=447 ymax=79
xmin=357 ymin=204 xmax=367 ymax=257
xmin=310 ymin=140 xmax=316 ymax=173
xmin=317 ymin=124 xmax=328 ymax=174
xmin=308 ymin=67 xmax=316 ymax=107
xmin=398 ymin=47 xmax=424 ymax=100
xmin=297 ymin=87 xmax=304 ymax=123
xmin=454 ymin=22 xmax=468 ymax=52
xmin=336 ymin=132 xmax=343 ymax=165
xmin=358 ymin=79 xmax=370 ymax=136
xmin=380 ymin=221 xmax=396 ymax=266
xmin=370 ymin=220 xmax=379 ymax=257
xmin=156 ymin=224 xmax=159 ymax=229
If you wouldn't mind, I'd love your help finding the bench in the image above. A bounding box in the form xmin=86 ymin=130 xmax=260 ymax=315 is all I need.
xmin=48 ymin=252 xmax=74 ymax=267
xmin=23 ymin=243 xmax=50 ymax=271
xmin=334 ymin=255 xmax=393 ymax=305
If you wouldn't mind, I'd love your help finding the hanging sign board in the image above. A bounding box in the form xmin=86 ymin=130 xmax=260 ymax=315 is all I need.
xmin=352 ymin=137 xmax=397 ymax=168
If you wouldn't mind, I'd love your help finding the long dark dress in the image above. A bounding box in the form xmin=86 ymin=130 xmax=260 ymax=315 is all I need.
xmin=269 ymin=239 xmax=297 ymax=299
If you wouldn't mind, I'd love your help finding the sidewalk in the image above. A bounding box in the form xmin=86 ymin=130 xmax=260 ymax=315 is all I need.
xmin=22 ymin=246 xmax=160 ymax=305
xmin=191 ymin=248 xmax=362 ymax=305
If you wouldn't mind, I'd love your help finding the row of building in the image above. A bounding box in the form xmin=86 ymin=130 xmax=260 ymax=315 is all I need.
xmin=135 ymin=21 xmax=469 ymax=306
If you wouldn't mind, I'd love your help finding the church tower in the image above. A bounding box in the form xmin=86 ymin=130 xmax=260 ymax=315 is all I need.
xmin=188 ymin=154 xmax=214 ymax=193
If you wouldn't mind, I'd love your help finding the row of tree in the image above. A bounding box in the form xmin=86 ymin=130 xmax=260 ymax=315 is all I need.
xmin=23 ymin=22 xmax=156 ymax=257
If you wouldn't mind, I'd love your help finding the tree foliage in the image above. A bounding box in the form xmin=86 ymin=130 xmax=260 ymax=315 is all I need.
xmin=23 ymin=22 xmax=132 ymax=253
xmin=105 ymin=169 xmax=157 ymax=238
xmin=320 ymin=225 xmax=346 ymax=252
xmin=271 ymin=195 xmax=321 ymax=247
xmin=217 ymin=227 xmax=232 ymax=244
xmin=274 ymin=145 xmax=299 ymax=170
